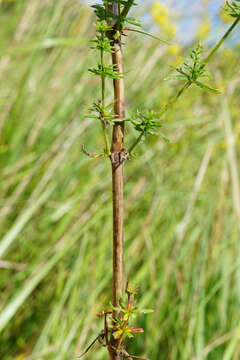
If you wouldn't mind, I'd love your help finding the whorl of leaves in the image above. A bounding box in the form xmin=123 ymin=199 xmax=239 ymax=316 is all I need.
xmin=170 ymin=43 xmax=221 ymax=94
xmin=223 ymin=0 xmax=240 ymax=18
xmin=92 ymin=0 xmax=138 ymax=31
xmin=129 ymin=110 xmax=169 ymax=142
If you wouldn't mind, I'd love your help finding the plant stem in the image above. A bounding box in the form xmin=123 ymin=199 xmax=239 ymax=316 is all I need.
xmin=101 ymin=49 xmax=105 ymax=109
xmin=161 ymin=81 xmax=191 ymax=115
xmin=128 ymin=132 xmax=144 ymax=155
xmin=111 ymin=2 xmax=125 ymax=312
xmin=204 ymin=18 xmax=239 ymax=64
xmin=115 ymin=0 xmax=135 ymax=29
xmin=100 ymin=45 xmax=111 ymax=155
xmin=109 ymin=2 xmax=126 ymax=360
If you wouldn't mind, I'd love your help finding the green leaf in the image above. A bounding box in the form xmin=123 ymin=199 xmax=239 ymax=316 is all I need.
xmin=125 ymin=17 xmax=142 ymax=27
xmin=125 ymin=331 xmax=134 ymax=338
xmin=112 ymin=306 xmax=123 ymax=312
xmin=140 ymin=309 xmax=154 ymax=314
xmin=164 ymin=74 xmax=189 ymax=81
xmin=88 ymin=64 xmax=123 ymax=79
xmin=109 ymin=301 xmax=123 ymax=313
xmin=194 ymin=80 xmax=221 ymax=94
xmin=175 ymin=43 xmax=209 ymax=83
xmin=113 ymin=329 xmax=123 ymax=339
xmin=159 ymin=133 xmax=170 ymax=143
xmin=126 ymin=28 xmax=170 ymax=44
xmin=86 ymin=114 xmax=99 ymax=119
xmin=222 ymin=1 xmax=240 ymax=18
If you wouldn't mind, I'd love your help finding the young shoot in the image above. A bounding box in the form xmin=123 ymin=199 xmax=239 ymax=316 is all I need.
xmin=78 ymin=282 xmax=153 ymax=360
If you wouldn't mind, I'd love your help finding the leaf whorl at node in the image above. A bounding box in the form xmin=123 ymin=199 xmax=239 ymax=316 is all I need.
xmin=223 ymin=0 xmax=240 ymax=18
xmin=78 ymin=282 xmax=153 ymax=359
xmin=169 ymin=42 xmax=221 ymax=94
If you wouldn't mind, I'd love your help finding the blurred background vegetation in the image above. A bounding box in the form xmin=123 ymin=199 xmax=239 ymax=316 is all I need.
xmin=0 ymin=0 xmax=240 ymax=359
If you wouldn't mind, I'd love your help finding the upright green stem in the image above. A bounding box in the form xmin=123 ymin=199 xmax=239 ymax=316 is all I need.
xmin=204 ymin=18 xmax=239 ymax=64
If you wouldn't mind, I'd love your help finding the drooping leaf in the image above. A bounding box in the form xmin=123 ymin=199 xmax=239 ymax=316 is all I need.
xmin=159 ymin=133 xmax=170 ymax=143
xmin=140 ymin=309 xmax=154 ymax=314
xmin=125 ymin=17 xmax=142 ymax=27
xmin=164 ymin=74 xmax=189 ymax=81
xmin=126 ymin=28 xmax=170 ymax=44
xmin=194 ymin=80 xmax=221 ymax=94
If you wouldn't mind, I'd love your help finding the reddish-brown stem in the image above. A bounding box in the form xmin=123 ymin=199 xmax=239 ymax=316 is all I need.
xmin=108 ymin=2 xmax=126 ymax=360
xmin=111 ymin=40 xmax=125 ymax=306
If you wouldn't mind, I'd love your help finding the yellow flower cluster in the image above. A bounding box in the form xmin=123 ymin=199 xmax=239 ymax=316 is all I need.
xmin=151 ymin=1 xmax=176 ymax=38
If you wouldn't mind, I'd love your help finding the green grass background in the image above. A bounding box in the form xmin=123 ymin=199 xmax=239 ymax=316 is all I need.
xmin=0 ymin=1 xmax=240 ymax=359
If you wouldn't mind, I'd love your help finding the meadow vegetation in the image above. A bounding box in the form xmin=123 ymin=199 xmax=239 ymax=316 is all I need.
xmin=0 ymin=0 xmax=240 ymax=359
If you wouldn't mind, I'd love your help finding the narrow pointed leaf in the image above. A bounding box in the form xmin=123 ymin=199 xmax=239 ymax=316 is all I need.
xmin=194 ymin=80 xmax=221 ymax=94
xmin=126 ymin=28 xmax=170 ymax=44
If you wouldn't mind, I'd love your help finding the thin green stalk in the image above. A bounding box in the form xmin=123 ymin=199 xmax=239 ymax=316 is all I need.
xmin=101 ymin=114 xmax=111 ymax=155
xmin=101 ymin=49 xmax=105 ymax=109
xmin=112 ymin=0 xmax=135 ymax=30
xmin=100 ymin=44 xmax=111 ymax=155
xmin=160 ymin=81 xmax=191 ymax=116
xmin=119 ymin=0 xmax=135 ymax=23
xmin=128 ymin=132 xmax=144 ymax=155
xmin=204 ymin=18 xmax=239 ymax=64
